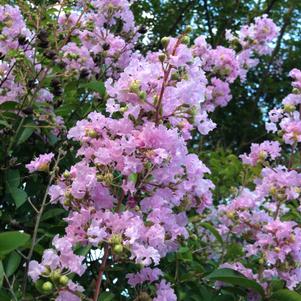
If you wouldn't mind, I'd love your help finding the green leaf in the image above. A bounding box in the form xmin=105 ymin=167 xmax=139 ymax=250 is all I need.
xmin=207 ymin=268 xmax=265 ymax=297
xmin=17 ymin=126 xmax=34 ymax=145
xmin=0 ymin=232 xmax=30 ymax=257
xmin=200 ymin=222 xmax=223 ymax=245
xmin=128 ymin=172 xmax=138 ymax=184
xmin=80 ymin=80 xmax=105 ymax=96
xmin=0 ymin=101 xmax=19 ymax=111
xmin=41 ymin=208 xmax=65 ymax=221
xmin=5 ymin=170 xmax=20 ymax=188
xmin=0 ymin=289 xmax=10 ymax=301
xmin=10 ymin=188 xmax=27 ymax=208
xmin=0 ymin=119 xmax=10 ymax=128
xmin=270 ymin=289 xmax=301 ymax=301
xmin=4 ymin=251 xmax=21 ymax=277
xmin=98 ymin=292 xmax=115 ymax=301
xmin=0 ymin=262 xmax=3 ymax=288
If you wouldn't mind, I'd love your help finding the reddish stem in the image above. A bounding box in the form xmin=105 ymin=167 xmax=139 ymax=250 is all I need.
xmin=155 ymin=37 xmax=183 ymax=125
xmin=93 ymin=244 xmax=110 ymax=301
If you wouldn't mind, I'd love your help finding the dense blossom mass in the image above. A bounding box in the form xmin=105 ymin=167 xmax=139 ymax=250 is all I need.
xmin=5 ymin=0 xmax=301 ymax=300
xmin=211 ymin=70 xmax=301 ymax=297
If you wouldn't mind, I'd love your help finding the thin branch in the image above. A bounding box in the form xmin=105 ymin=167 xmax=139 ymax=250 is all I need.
xmin=3 ymin=271 xmax=18 ymax=301
xmin=22 ymin=148 xmax=64 ymax=294
xmin=93 ymin=245 xmax=110 ymax=301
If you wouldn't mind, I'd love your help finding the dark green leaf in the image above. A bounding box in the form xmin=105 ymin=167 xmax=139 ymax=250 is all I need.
xmin=4 ymin=251 xmax=21 ymax=277
xmin=10 ymin=188 xmax=27 ymax=208
xmin=17 ymin=126 xmax=34 ymax=145
xmin=0 ymin=262 xmax=3 ymax=288
xmin=200 ymin=222 xmax=223 ymax=245
xmin=98 ymin=292 xmax=115 ymax=301
xmin=41 ymin=208 xmax=65 ymax=221
xmin=270 ymin=289 xmax=301 ymax=301
xmin=80 ymin=80 xmax=105 ymax=96
xmin=0 ymin=232 xmax=30 ymax=257
xmin=207 ymin=268 xmax=265 ymax=297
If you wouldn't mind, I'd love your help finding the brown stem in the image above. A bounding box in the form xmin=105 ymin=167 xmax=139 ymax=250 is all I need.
xmin=22 ymin=149 xmax=64 ymax=294
xmin=155 ymin=37 xmax=183 ymax=124
xmin=93 ymin=245 xmax=110 ymax=301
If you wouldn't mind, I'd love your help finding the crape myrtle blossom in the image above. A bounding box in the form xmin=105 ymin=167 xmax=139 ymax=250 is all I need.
xmin=24 ymin=1 xmax=280 ymax=300
xmin=240 ymin=140 xmax=281 ymax=166
xmin=106 ymin=15 xmax=278 ymax=138
xmin=26 ymin=152 xmax=55 ymax=173
xmin=266 ymin=68 xmax=301 ymax=145
xmin=0 ymin=5 xmax=32 ymax=55
xmin=57 ymin=0 xmax=138 ymax=78
xmin=210 ymin=71 xmax=301 ymax=293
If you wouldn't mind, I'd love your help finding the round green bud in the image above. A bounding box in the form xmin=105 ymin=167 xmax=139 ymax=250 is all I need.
xmin=158 ymin=53 xmax=166 ymax=63
xmin=171 ymin=72 xmax=180 ymax=81
xmin=120 ymin=106 xmax=128 ymax=113
xmin=181 ymin=36 xmax=190 ymax=45
xmin=68 ymin=53 xmax=79 ymax=60
xmin=161 ymin=37 xmax=170 ymax=48
xmin=185 ymin=25 xmax=193 ymax=33
xmin=113 ymin=244 xmax=124 ymax=254
xmin=191 ymin=234 xmax=198 ymax=241
xmin=139 ymin=91 xmax=147 ymax=101
xmin=42 ymin=281 xmax=53 ymax=292
xmin=292 ymin=88 xmax=300 ymax=94
xmin=51 ymin=269 xmax=61 ymax=281
xmin=284 ymin=104 xmax=296 ymax=113
xmin=63 ymin=171 xmax=70 ymax=178
xmin=109 ymin=234 xmax=122 ymax=245
xmin=129 ymin=80 xmax=141 ymax=94
xmin=86 ymin=129 xmax=98 ymax=138
xmin=258 ymin=258 xmax=265 ymax=265
xmin=59 ymin=275 xmax=69 ymax=286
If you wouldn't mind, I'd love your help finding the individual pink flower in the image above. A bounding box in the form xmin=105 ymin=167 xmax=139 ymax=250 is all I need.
xmin=26 ymin=153 xmax=55 ymax=173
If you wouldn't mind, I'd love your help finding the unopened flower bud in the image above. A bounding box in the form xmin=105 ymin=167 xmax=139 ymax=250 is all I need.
xmin=258 ymin=258 xmax=265 ymax=265
xmin=258 ymin=150 xmax=267 ymax=161
xmin=274 ymin=247 xmax=280 ymax=253
xmin=226 ymin=211 xmax=235 ymax=219
xmin=185 ymin=25 xmax=192 ymax=33
xmin=50 ymin=269 xmax=61 ymax=281
xmin=181 ymin=36 xmax=190 ymax=45
xmin=86 ymin=129 xmax=98 ymax=138
xmin=42 ymin=281 xmax=53 ymax=292
xmin=129 ymin=80 xmax=141 ymax=94
xmin=113 ymin=244 xmax=124 ymax=254
xmin=139 ymin=91 xmax=147 ymax=101
xmin=63 ymin=171 xmax=70 ymax=178
xmin=284 ymin=104 xmax=296 ymax=113
xmin=120 ymin=106 xmax=128 ymax=113
xmin=158 ymin=53 xmax=166 ymax=63
xmin=59 ymin=275 xmax=69 ymax=286
xmin=161 ymin=37 xmax=170 ymax=48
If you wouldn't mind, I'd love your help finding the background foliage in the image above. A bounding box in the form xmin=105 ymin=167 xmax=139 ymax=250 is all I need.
xmin=0 ymin=1 xmax=301 ymax=301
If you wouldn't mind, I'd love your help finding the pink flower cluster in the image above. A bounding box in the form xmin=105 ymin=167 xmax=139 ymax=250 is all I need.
xmin=211 ymin=71 xmax=301 ymax=292
xmin=26 ymin=152 xmax=54 ymax=173
xmin=0 ymin=62 xmax=24 ymax=104
xmin=22 ymin=1 xmax=280 ymax=300
xmin=57 ymin=0 xmax=137 ymax=78
xmin=0 ymin=5 xmax=32 ymax=54
xmin=240 ymin=140 xmax=281 ymax=166
xmin=266 ymin=69 xmax=301 ymax=145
